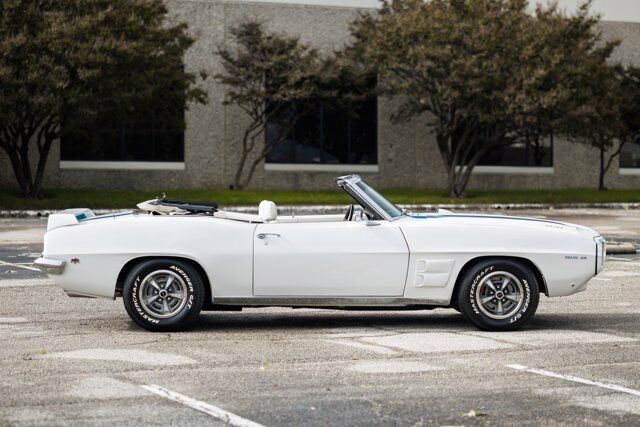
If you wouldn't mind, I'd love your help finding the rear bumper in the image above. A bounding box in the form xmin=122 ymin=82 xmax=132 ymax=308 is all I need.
xmin=34 ymin=257 xmax=66 ymax=275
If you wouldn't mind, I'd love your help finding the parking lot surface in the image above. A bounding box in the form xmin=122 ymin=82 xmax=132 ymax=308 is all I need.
xmin=1 ymin=209 xmax=639 ymax=426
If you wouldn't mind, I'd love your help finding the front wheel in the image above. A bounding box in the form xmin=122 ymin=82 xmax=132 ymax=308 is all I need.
xmin=123 ymin=259 xmax=204 ymax=332
xmin=457 ymin=259 xmax=539 ymax=331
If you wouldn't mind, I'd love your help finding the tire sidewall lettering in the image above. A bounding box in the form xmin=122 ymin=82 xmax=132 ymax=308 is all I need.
xmin=131 ymin=264 xmax=195 ymax=325
xmin=467 ymin=264 xmax=533 ymax=325
xmin=132 ymin=276 xmax=160 ymax=324
xmin=508 ymin=278 xmax=531 ymax=324
xmin=170 ymin=265 xmax=194 ymax=310
xmin=469 ymin=265 xmax=494 ymax=315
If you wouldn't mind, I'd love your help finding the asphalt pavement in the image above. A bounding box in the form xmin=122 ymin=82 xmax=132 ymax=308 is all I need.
xmin=1 ymin=209 xmax=639 ymax=426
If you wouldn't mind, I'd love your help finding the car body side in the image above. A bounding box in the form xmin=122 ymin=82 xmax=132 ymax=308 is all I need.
xmin=398 ymin=215 xmax=599 ymax=301
xmin=42 ymin=212 xmax=600 ymax=304
xmin=43 ymin=215 xmax=255 ymax=299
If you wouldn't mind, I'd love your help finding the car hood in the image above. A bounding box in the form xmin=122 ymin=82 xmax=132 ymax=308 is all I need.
xmin=406 ymin=211 xmax=600 ymax=237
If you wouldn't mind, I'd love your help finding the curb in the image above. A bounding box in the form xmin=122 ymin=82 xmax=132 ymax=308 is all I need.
xmin=606 ymin=243 xmax=638 ymax=255
xmin=1 ymin=202 xmax=639 ymax=218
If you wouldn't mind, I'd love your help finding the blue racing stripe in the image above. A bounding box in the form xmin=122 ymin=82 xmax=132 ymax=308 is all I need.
xmin=410 ymin=213 xmax=565 ymax=226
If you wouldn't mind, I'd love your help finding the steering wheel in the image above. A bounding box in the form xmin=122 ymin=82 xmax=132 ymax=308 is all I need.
xmin=344 ymin=204 xmax=355 ymax=221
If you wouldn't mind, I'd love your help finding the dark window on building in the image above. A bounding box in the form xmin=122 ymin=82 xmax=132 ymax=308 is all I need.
xmin=265 ymin=98 xmax=378 ymax=165
xmin=61 ymin=102 xmax=185 ymax=163
xmin=477 ymin=136 xmax=554 ymax=167
xmin=454 ymin=135 xmax=553 ymax=167
xmin=620 ymin=137 xmax=640 ymax=168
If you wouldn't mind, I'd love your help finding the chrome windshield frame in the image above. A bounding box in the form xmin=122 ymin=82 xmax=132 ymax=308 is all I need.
xmin=336 ymin=175 xmax=401 ymax=221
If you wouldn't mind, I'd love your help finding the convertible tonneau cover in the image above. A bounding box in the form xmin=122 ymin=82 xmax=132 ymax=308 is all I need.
xmin=137 ymin=197 xmax=218 ymax=215
xmin=156 ymin=198 xmax=218 ymax=214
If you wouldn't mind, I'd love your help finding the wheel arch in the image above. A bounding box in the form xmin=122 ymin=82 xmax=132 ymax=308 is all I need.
xmin=115 ymin=256 xmax=213 ymax=308
xmin=451 ymin=255 xmax=548 ymax=306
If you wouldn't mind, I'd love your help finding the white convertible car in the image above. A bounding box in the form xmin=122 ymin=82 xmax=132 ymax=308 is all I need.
xmin=35 ymin=175 xmax=605 ymax=332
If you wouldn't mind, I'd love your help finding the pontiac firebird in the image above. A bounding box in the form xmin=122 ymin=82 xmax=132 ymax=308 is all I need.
xmin=35 ymin=175 xmax=605 ymax=332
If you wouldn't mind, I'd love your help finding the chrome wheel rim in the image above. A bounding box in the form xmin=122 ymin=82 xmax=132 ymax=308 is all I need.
xmin=139 ymin=270 xmax=188 ymax=319
xmin=475 ymin=271 xmax=524 ymax=320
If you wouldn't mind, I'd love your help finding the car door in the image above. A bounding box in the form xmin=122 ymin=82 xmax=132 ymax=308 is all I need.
xmin=253 ymin=221 xmax=409 ymax=296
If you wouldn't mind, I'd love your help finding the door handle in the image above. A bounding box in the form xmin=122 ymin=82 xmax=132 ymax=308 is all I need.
xmin=365 ymin=221 xmax=381 ymax=227
xmin=257 ymin=233 xmax=281 ymax=239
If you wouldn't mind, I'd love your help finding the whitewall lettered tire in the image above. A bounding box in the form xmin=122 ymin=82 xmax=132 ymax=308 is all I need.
xmin=123 ymin=259 xmax=204 ymax=332
xmin=457 ymin=259 xmax=539 ymax=331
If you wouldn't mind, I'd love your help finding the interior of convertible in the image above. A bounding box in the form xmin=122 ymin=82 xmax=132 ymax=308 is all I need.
xmin=213 ymin=200 xmax=349 ymax=224
xmin=137 ymin=175 xmax=405 ymax=224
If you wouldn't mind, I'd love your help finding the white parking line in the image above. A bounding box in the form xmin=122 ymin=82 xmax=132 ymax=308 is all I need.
xmin=0 ymin=260 xmax=40 ymax=272
xmin=142 ymin=385 xmax=266 ymax=427
xmin=506 ymin=364 xmax=640 ymax=397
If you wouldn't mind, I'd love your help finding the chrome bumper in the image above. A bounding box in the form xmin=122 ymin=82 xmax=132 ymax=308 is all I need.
xmin=34 ymin=257 xmax=66 ymax=274
xmin=595 ymin=236 xmax=606 ymax=275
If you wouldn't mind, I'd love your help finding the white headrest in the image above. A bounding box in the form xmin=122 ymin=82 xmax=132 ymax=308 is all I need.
xmin=258 ymin=200 xmax=278 ymax=222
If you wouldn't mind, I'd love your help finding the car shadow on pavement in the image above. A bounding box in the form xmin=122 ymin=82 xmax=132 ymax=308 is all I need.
xmin=528 ymin=312 xmax=640 ymax=333
xmin=188 ymin=310 xmax=640 ymax=334
xmin=193 ymin=310 xmax=470 ymax=332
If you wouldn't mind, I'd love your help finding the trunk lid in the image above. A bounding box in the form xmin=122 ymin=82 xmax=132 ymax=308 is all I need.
xmin=46 ymin=209 xmax=131 ymax=231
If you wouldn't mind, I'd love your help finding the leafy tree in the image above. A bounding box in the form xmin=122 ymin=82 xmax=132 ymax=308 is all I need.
xmin=216 ymin=21 xmax=322 ymax=190
xmin=613 ymin=68 xmax=640 ymax=179
xmin=349 ymin=0 xmax=617 ymax=197
xmin=0 ymin=0 xmax=206 ymax=198
xmin=511 ymin=3 xmax=616 ymax=163
xmin=563 ymin=66 xmax=640 ymax=190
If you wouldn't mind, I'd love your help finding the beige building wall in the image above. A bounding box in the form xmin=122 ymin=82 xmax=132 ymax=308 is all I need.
xmin=1 ymin=0 xmax=639 ymax=191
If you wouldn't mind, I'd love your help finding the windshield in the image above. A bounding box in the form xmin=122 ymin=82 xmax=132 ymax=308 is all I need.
xmin=355 ymin=181 xmax=404 ymax=219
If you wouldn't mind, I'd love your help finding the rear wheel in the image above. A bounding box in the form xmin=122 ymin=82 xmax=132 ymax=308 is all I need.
xmin=123 ymin=259 xmax=204 ymax=332
xmin=457 ymin=259 xmax=539 ymax=331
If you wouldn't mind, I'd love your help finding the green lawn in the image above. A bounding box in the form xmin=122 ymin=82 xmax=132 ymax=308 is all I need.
xmin=0 ymin=187 xmax=639 ymax=210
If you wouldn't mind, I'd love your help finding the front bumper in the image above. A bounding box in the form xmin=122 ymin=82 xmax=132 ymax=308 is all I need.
xmin=34 ymin=257 xmax=66 ymax=275
xmin=595 ymin=236 xmax=606 ymax=275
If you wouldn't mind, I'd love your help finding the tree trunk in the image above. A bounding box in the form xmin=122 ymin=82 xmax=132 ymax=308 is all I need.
xmin=232 ymin=118 xmax=297 ymax=190
xmin=441 ymin=126 xmax=484 ymax=199
xmin=233 ymin=149 xmax=249 ymax=190
xmin=598 ymin=146 xmax=607 ymax=191
xmin=18 ymin=137 xmax=35 ymax=197
xmin=446 ymin=144 xmax=486 ymax=199
xmin=3 ymin=146 xmax=31 ymax=196
xmin=601 ymin=139 xmax=628 ymax=192
xmin=232 ymin=127 xmax=258 ymax=190
xmin=29 ymin=137 xmax=54 ymax=199
xmin=1 ymin=133 xmax=54 ymax=198
xmin=447 ymin=165 xmax=457 ymax=198
xmin=447 ymin=169 xmax=464 ymax=198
